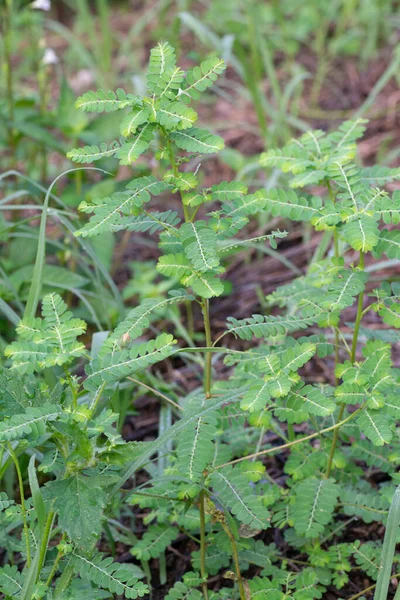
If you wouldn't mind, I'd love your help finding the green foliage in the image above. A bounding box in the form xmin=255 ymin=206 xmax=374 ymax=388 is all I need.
xmin=3 ymin=38 xmax=400 ymax=600
xmin=210 ymin=466 xmax=268 ymax=529
xmin=44 ymin=475 xmax=106 ymax=547
xmin=75 ymin=88 xmax=138 ymax=112
xmin=5 ymin=293 xmax=86 ymax=374
xmin=84 ymin=333 xmax=178 ymax=391
xmin=176 ymin=409 xmax=218 ymax=482
xmin=69 ymin=41 xmax=225 ymax=169
xmin=70 ymin=551 xmax=149 ymax=598
xmin=292 ymin=478 xmax=339 ymax=537
xmin=131 ymin=524 xmax=179 ymax=560
xmin=0 ymin=564 xmax=24 ymax=597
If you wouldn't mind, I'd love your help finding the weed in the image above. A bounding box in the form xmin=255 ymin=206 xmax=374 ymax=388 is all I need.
xmin=1 ymin=42 xmax=400 ymax=599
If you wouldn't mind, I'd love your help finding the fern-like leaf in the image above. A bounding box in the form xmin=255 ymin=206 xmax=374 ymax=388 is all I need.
xmin=375 ymin=229 xmax=400 ymax=259
xmin=248 ymin=577 xmax=282 ymax=599
xmin=84 ymin=333 xmax=178 ymax=391
xmin=288 ymin=383 xmax=335 ymax=417
xmin=210 ymin=466 xmax=268 ymax=529
xmin=342 ymin=215 xmax=380 ymax=252
xmin=226 ymin=313 xmax=320 ymax=341
xmin=165 ymin=581 xmax=202 ymax=600
xmin=0 ymin=564 xmax=24 ymax=596
xmin=181 ymin=271 xmax=224 ymax=298
xmin=75 ymin=88 xmax=138 ymax=112
xmin=0 ymin=405 xmax=60 ymax=442
xmin=181 ymin=56 xmax=226 ymax=101
xmin=357 ymin=409 xmax=393 ymax=446
xmin=317 ymin=269 xmax=369 ymax=312
xmin=156 ymin=101 xmax=197 ymax=130
xmin=5 ymin=293 xmax=86 ymax=373
xmin=341 ymin=486 xmax=389 ymax=524
xmin=156 ymin=253 xmax=191 ymax=277
xmin=379 ymin=302 xmax=400 ymax=327
xmin=257 ymin=189 xmax=322 ymax=221
xmin=240 ymin=381 xmax=271 ymax=412
xmin=117 ymin=124 xmax=155 ymax=164
xmin=211 ymin=181 xmax=247 ymax=201
xmin=120 ymin=107 xmax=151 ymax=137
xmin=259 ymin=145 xmax=312 ymax=173
xmin=103 ymin=291 xmax=193 ymax=353
xmin=0 ymin=492 xmax=13 ymax=511
xmin=71 ymin=551 xmax=149 ymax=598
xmin=218 ymin=231 xmax=287 ymax=254
xmin=362 ymin=165 xmax=400 ymax=185
xmin=112 ymin=210 xmax=180 ymax=234
xmin=76 ymin=177 xmax=170 ymax=237
xmin=67 ymin=141 xmax=120 ymax=163
xmin=176 ymin=408 xmax=218 ymax=482
xmin=180 ymin=220 xmax=220 ymax=272
xmin=146 ymin=42 xmax=177 ymax=95
xmin=131 ymin=524 xmax=178 ymax=560
xmin=171 ymin=127 xmax=224 ymax=154
xmin=351 ymin=540 xmax=381 ymax=580
xmin=328 ymin=118 xmax=368 ymax=149
xmin=292 ymin=477 xmax=339 ymax=537
xmin=374 ymin=191 xmax=400 ymax=224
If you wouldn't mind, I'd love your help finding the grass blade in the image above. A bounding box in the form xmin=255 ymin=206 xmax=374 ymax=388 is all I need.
xmin=23 ymin=167 xmax=109 ymax=320
xmin=373 ymin=485 xmax=400 ymax=600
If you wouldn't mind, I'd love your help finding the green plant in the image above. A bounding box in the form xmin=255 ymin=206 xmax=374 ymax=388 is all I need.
xmin=2 ymin=42 xmax=400 ymax=600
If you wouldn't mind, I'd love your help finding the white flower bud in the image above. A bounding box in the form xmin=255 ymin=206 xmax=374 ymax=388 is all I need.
xmin=42 ymin=48 xmax=58 ymax=65
xmin=31 ymin=0 xmax=51 ymax=11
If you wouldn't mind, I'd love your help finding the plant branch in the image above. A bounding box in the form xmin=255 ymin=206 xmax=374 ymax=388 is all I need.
xmin=217 ymin=406 xmax=364 ymax=468
xmin=201 ymin=299 xmax=213 ymax=398
xmin=127 ymin=376 xmax=182 ymax=411
xmin=347 ymin=572 xmax=400 ymax=600
xmin=220 ymin=518 xmax=247 ymax=600
xmin=199 ymin=490 xmax=209 ymax=600
xmin=326 ymin=250 xmax=365 ymax=477
xmin=7 ymin=442 xmax=31 ymax=567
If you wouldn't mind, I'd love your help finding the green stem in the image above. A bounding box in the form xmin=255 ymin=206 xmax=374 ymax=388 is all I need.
xmin=219 ymin=405 xmax=365 ymax=468
xmin=164 ymin=127 xmax=194 ymax=339
xmin=186 ymin=299 xmax=195 ymax=338
xmin=220 ymin=520 xmax=246 ymax=600
xmin=127 ymin=377 xmax=182 ymax=411
xmin=351 ymin=251 xmax=365 ymax=363
xmin=347 ymin=572 xmax=400 ymax=600
xmin=7 ymin=443 xmax=31 ymax=567
xmin=325 ymin=403 xmax=345 ymax=478
xmin=201 ymin=299 xmax=212 ymax=398
xmin=199 ymin=490 xmax=209 ymax=600
xmin=287 ymin=423 xmax=295 ymax=442
xmin=45 ymin=536 xmax=65 ymax=588
xmin=326 ymin=251 xmax=365 ymax=477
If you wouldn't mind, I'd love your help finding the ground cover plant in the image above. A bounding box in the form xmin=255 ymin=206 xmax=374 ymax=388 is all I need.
xmin=1 ymin=23 xmax=400 ymax=600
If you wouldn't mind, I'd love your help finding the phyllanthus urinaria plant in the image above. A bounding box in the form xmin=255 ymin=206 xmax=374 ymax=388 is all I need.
xmin=2 ymin=42 xmax=400 ymax=599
